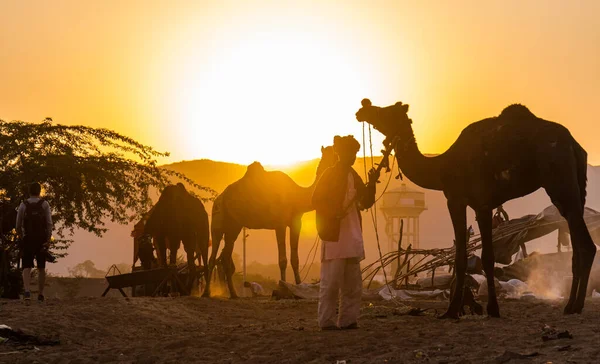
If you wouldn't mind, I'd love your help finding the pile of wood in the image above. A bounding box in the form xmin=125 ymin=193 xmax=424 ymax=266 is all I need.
xmin=360 ymin=216 xmax=549 ymax=289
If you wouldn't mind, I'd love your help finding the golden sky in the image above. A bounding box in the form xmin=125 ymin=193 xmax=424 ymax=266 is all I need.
xmin=1 ymin=1 xmax=599 ymax=165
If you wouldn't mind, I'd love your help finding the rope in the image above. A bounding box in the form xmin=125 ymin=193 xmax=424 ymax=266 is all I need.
xmin=362 ymin=122 xmax=401 ymax=305
xmin=368 ymin=124 xmax=374 ymax=168
xmin=374 ymin=154 xmax=395 ymax=204
xmin=362 ymin=122 xmax=368 ymax=180
xmin=301 ymin=238 xmax=320 ymax=283
xmin=299 ymin=235 xmax=319 ymax=274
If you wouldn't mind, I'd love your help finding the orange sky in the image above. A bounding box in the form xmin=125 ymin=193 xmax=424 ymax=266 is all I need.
xmin=1 ymin=1 xmax=599 ymax=165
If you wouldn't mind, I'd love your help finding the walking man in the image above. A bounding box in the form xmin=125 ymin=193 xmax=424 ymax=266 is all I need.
xmin=312 ymin=135 xmax=379 ymax=330
xmin=16 ymin=182 xmax=53 ymax=303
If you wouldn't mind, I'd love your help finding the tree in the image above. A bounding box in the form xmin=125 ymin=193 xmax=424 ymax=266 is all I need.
xmin=0 ymin=118 xmax=216 ymax=240
xmin=68 ymin=260 xmax=106 ymax=278
xmin=0 ymin=118 xmax=216 ymax=294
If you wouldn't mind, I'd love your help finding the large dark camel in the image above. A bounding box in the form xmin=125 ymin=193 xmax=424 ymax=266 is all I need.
xmin=144 ymin=184 xmax=210 ymax=290
xmin=203 ymin=146 xmax=337 ymax=298
xmin=356 ymin=99 xmax=595 ymax=318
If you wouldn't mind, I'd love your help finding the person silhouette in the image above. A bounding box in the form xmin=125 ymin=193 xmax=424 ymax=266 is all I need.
xmin=312 ymin=135 xmax=379 ymax=330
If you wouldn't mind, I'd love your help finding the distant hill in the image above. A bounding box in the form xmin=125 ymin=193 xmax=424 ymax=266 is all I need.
xmin=52 ymin=156 xmax=600 ymax=277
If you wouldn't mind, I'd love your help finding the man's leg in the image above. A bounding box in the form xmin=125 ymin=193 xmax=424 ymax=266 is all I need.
xmin=21 ymin=245 xmax=34 ymax=300
xmin=339 ymin=258 xmax=363 ymax=328
xmin=34 ymin=246 xmax=47 ymax=300
xmin=22 ymin=268 xmax=32 ymax=294
xmin=318 ymin=259 xmax=343 ymax=329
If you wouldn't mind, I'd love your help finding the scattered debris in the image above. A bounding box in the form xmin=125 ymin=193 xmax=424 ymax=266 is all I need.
xmin=0 ymin=325 xmax=59 ymax=347
xmin=556 ymin=345 xmax=576 ymax=352
xmin=0 ymin=351 xmax=21 ymax=356
xmin=495 ymin=350 xmax=539 ymax=363
xmin=360 ymin=304 xmax=417 ymax=319
xmin=413 ymin=350 xmax=427 ymax=359
xmin=408 ymin=307 xmax=435 ymax=316
xmin=541 ymin=325 xmax=573 ymax=341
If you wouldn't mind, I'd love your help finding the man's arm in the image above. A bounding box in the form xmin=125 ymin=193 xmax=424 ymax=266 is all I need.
xmin=43 ymin=201 xmax=53 ymax=241
xmin=358 ymin=168 xmax=379 ymax=210
xmin=359 ymin=182 xmax=377 ymax=210
xmin=15 ymin=203 xmax=25 ymax=238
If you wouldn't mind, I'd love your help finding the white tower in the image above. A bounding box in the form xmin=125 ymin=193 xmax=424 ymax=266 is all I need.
xmin=380 ymin=183 xmax=427 ymax=274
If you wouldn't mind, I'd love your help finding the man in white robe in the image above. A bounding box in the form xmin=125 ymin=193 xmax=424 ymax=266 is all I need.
xmin=312 ymin=135 xmax=379 ymax=330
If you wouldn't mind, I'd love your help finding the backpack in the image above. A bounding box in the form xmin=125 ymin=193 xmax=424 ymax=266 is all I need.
xmin=23 ymin=200 xmax=47 ymax=240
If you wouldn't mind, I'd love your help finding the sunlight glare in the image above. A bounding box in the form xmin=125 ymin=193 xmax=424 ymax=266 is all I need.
xmin=173 ymin=30 xmax=374 ymax=165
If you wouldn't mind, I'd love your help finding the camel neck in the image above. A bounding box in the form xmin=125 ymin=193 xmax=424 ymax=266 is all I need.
xmin=297 ymin=174 xmax=321 ymax=213
xmin=395 ymin=129 xmax=445 ymax=191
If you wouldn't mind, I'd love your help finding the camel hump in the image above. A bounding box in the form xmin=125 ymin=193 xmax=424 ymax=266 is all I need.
xmin=499 ymin=104 xmax=536 ymax=120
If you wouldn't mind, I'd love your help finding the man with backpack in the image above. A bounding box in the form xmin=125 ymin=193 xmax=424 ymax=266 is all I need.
xmin=15 ymin=182 xmax=53 ymax=303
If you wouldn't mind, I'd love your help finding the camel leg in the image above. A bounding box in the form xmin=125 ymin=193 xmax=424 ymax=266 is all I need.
xmin=185 ymin=245 xmax=196 ymax=295
xmin=565 ymin=211 xmax=595 ymax=314
xmin=203 ymin=226 xmax=225 ymax=298
xmin=167 ymin=237 xmax=179 ymax=267
xmin=207 ymin=224 xmax=241 ymax=298
xmin=276 ymin=227 xmax=288 ymax=282
xmin=198 ymin=235 xmax=210 ymax=297
xmin=290 ymin=216 xmax=302 ymax=284
xmin=476 ymin=208 xmax=500 ymax=317
xmin=440 ymin=200 xmax=467 ymax=320
xmin=169 ymin=247 xmax=178 ymax=266
xmin=545 ymin=174 xmax=596 ymax=314
xmin=155 ymin=236 xmax=167 ymax=268
xmin=563 ymin=232 xmax=580 ymax=315
xmin=220 ymin=233 xmax=240 ymax=299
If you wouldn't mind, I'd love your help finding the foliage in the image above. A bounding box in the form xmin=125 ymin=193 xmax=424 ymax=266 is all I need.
xmin=0 ymin=118 xmax=217 ymax=239
xmin=68 ymin=260 xmax=106 ymax=278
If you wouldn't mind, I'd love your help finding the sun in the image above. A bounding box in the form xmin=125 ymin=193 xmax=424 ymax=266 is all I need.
xmin=170 ymin=28 xmax=376 ymax=166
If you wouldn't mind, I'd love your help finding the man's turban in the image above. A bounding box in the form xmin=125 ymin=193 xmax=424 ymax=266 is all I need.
xmin=333 ymin=135 xmax=360 ymax=155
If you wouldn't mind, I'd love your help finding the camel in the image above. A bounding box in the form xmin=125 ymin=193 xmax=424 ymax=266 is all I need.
xmin=203 ymin=146 xmax=337 ymax=298
xmin=144 ymin=184 xmax=210 ymax=291
xmin=356 ymin=99 xmax=595 ymax=318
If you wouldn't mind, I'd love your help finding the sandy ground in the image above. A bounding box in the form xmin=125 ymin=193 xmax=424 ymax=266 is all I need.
xmin=0 ymin=295 xmax=599 ymax=364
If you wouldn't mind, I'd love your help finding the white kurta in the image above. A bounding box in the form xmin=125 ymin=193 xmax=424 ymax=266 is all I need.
xmin=321 ymin=173 xmax=365 ymax=261
xmin=318 ymin=172 xmax=365 ymax=329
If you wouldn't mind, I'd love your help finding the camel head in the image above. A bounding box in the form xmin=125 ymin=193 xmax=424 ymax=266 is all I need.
xmin=355 ymin=98 xmax=412 ymax=144
xmin=143 ymin=184 xmax=183 ymax=236
xmin=316 ymin=145 xmax=336 ymax=176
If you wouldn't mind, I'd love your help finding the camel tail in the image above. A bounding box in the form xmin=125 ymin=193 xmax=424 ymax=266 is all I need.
xmin=573 ymin=140 xmax=588 ymax=208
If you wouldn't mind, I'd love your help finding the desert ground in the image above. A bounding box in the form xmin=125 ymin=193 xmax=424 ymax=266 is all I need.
xmin=1 ymin=291 xmax=600 ymax=364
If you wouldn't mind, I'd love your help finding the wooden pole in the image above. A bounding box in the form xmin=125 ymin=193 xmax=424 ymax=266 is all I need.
xmin=243 ymin=227 xmax=247 ymax=283
xmin=394 ymin=219 xmax=404 ymax=287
